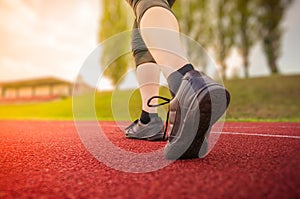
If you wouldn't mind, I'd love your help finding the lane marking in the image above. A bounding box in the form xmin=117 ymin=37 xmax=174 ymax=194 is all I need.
xmin=220 ymin=132 xmax=300 ymax=139
xmin=221 ymin=126 xmax=300 ymax=129
xmin=95 ymin=124 xmax=300 ymax=139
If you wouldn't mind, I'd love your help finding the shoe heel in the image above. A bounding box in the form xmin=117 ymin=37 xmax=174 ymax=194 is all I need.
xmin=209 ymin=87 xmax=230 ymax=124
xmin=179 ymin=86 xmax=230 ymax=159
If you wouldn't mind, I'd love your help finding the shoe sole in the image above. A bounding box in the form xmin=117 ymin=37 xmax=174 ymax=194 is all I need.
xmin=126 ymin=131 xmax=165 ymax=141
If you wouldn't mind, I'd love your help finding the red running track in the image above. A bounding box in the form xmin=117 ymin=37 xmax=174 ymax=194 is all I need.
xmin=0 ymin=121 xmax=299 ymax=198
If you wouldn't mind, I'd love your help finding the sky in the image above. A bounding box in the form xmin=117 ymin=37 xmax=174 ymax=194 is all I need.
xmin=0 ymin=0 xmax=100 ymax=82
xmin=0 ymin=0 xmax=299 ymax=87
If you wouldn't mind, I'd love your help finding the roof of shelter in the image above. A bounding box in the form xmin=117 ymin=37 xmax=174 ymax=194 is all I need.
xmin=0 ymin=77 xmax=72 ymax=88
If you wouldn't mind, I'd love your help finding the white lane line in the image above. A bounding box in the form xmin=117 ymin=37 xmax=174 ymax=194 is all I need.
xmin=220 ymin=132 xmax=300 ymax=139
xmin=222 ymin=126 xmax=300 ymax=129
xmin=96 ymin=124 xmax=300 ymax=139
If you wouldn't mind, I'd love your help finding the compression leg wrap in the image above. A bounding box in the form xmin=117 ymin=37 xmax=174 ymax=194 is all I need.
xmin=131 ymin=20 xmax=156 ymax=66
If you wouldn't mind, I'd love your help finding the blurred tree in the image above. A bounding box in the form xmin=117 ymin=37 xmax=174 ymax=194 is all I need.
xmin=257 ymin=0 xmax=294 ymax=75
xmin=173 ymin=0 xmax=212 ymax=73
xmin=99 ymin=0 xmax=131 ymax=88
xmin=233 ymin=0 xmax=259 ymax=78
xmin=212 ymin=0 xmax=236 ymax=80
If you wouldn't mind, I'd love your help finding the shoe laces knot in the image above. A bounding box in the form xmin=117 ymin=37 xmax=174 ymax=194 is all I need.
xmin=147 ymin=96 xmax=171 ymax=141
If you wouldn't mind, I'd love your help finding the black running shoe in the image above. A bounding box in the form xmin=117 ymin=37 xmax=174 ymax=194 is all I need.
xmin=125 ymin=116 xmax=165 ymax=141
xmin=163 ymin=71 xmax=230 ymax=159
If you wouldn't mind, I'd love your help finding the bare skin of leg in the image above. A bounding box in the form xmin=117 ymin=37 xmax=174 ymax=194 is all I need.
xmin=140 ymin=7 xmax=190 ymax=78
xmin=136 ymin=63 xmax=160 ymax=113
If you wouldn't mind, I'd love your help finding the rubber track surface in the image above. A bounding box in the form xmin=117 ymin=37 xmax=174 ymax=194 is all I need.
xmin=0 ymin=121 xmax=299 ymax=198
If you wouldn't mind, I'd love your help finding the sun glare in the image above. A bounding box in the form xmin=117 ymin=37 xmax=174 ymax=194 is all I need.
xmin=77 ymin=2 xmax=94 ymax=23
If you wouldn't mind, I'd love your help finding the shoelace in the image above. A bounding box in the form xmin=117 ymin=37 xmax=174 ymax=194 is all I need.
xmin=147 ymin=96 xmax=171 ymax=141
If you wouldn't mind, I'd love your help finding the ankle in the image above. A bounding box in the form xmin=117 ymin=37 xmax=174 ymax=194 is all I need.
xmin=140 ymin=110 xmax=158 ymax=124
xmin=167 ymin=64 xmax=194 ymax=97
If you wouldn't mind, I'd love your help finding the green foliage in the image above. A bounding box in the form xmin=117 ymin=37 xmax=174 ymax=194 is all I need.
xmin=97 ymin=0 xmax=294 ymax=84
xmin=173 ymin=0 xmax=212 ymax=72
xmin=211 ymin=0 xmax=236 ymax=80
xmin=174 ymin=0 xmax=294 ymax=79
xmin=233 ymin=0 xmax=259 ymax=78
xmin=99 ymin=0 xmax=133 ymax=88
xmin=99 ymin=0 xmax=130 ymax=41
xmin=256 ymin=0 xmax=294 ymax=74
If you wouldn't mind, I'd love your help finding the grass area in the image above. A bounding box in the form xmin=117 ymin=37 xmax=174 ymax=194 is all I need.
xmin=0 ymin=75 xmax=299 ymax=122
xmin=224 ymin=74 xmax=300 ymax=122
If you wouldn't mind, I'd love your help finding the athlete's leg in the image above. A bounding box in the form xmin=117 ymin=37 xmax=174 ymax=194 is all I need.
xmin=127 ymin=0 xmax=231 ymax=159
xmin=127 ymin=0 xmax=193 ymax=96
xmin=125 ymin=19 xmax=165 ymax=141
xmin=140 ymin=7 xmax=189 ymax=76
xmin=131 ymin=20 xmax=160 ymax=122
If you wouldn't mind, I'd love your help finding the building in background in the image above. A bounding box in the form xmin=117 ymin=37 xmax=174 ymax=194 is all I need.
xmin=0 ymin=76 xmax=92 ymax=103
